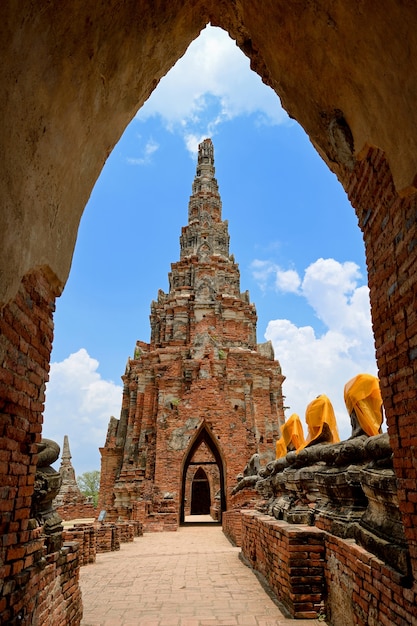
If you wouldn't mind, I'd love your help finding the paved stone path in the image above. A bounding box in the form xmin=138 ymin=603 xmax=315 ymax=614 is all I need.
xmin=79 ymin=523 xmax=322 ymax=626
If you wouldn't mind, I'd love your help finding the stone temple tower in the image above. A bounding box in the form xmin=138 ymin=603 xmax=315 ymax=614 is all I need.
xmin=99 ymin=139 xmax=285 ymax=530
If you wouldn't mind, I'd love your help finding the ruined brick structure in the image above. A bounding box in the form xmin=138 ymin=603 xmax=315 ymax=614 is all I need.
xmin=99 ymin=139 xmax=285 ymax=530
xmin=2 ymin=4 xmax=417 ymax=624
xmin=0 ymin=270 xmax=84 ymax=625
xmin=54 ymin=436 xmax=97 ymax=521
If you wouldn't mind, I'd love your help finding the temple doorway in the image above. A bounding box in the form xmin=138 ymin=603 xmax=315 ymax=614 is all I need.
xmin=190 ymin=468 xmax=211 ymax=515
xmin=181 ymin=425 xmax=226 ymax=524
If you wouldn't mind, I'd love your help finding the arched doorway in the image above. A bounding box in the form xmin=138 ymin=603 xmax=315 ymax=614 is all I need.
xmin=180 ymin=423 xmax=226 ymax=524
xmin=190 ymin=467 xmax=210 ymax=515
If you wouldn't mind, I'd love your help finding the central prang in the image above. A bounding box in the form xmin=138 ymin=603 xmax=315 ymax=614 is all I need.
xmin=98 ymin=138 xmax=286 ymax=530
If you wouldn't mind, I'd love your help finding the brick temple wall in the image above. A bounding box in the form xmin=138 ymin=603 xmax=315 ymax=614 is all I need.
xmin=324 ymin=533 xmax=416 ymax=626
xmin=0 ymin=268 xmax=83 ymax=625
xmin=235 ymin=509 xmax=417 ymax=623
xmin=62 ymin=521 xmax=142 ymax=564
xmin=97 ymin=444 xmax=123 ymax=518
xmin=63 ymin=526 xmax=97 ymax=566
xmin=347 ymin=147 xmax=417 ymax=577
xmin=240 ymin=511 xmax=326 ymax=619
xmin=56 ymin=502 xmax=97 ymax=521
xmin=101 ymin=341 xmax=283 ymax=529
xmin=23 ymin=541 xmax=82 ymax=626
xmin=222 ymin=510 xmax=243 ymax=546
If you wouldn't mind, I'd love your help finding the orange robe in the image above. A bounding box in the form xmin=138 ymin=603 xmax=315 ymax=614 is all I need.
xmin=344 ymin=373 xmax=383 ymax=436
xmin=296 ymin=394 xmax=340 ymax=452
xmin=275 ymin=413 xmax=305 ymax=459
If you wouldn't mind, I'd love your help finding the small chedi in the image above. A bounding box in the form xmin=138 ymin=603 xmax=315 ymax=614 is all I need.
xmin=98 ymin=138 xmax=286 ymax=530
xmin=53 ymin=435 xmax=97 ymax=520
xmin=234 ymin=373 xmax=410 ymax=579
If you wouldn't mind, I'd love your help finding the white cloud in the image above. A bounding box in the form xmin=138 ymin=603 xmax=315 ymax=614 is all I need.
xmin=137 ymin=25 xmax=287 ymax=153
xmin=43 ymin=349 xmax=122 ymax=475
xmin=275 ymin=268 xmax=301 ymax=293
xmin=250 ymin=259 xmax=278 ymax=291
xmin=254 ymin=258 xmax=379 ymax=440
xmin=127 ymin=138 xmax=159 ymax=165
xmin=301 ymin=258 xmax=370 ymax=333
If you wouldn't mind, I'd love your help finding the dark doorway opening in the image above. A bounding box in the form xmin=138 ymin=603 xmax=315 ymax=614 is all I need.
xmin=190 ymin=467 xmax=211 ymax=515
xmin=180 ymin=424 xmax=226 ymax=525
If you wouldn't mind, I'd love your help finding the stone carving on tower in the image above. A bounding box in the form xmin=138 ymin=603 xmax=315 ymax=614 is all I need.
xmin=99 ymin=139 xmax=285 ymax=530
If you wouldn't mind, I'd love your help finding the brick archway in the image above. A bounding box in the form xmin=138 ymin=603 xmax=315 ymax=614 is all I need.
xmin=180 ymin=423 xmax=226 ymax=524
xmin=2 ymin=3 xmax=417 ymax=624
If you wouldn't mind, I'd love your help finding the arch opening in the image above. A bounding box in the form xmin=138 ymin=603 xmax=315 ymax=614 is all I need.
xmin=180 ymin=423 xmax=226 ymax=524
xmin=44 ymin=25 xmax=374 ymax=464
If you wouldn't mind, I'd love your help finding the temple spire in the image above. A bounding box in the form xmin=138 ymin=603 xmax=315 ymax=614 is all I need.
xmin=62 ymin=434 xmax=72 ymax=462
xmin=198 ymin=137 xmax=214 ymax=165
xmin=150 ymin=137 xmax=256 ymax=348
xmin=58 ymin=435 xmax=77 ymax=485
xmin=181 ymin=138 xmax=228 ymax=262
xmin=53 ymin=435 xmax=84 ymax=507
xmin=195 ymin=137 xmax=215 ymax=188
xmin=188 ymin=138 xmax=222 ymax=224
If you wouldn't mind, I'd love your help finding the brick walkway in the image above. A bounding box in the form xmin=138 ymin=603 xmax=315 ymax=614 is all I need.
xmin=79 ymin=522 xmax=322 ymax=626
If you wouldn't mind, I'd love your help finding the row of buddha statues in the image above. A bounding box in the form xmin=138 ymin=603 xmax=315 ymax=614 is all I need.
xmin=275 ymin=373 xmax=386 ymax=464
xmin=235 ymin=374 xmax=410 ymax=579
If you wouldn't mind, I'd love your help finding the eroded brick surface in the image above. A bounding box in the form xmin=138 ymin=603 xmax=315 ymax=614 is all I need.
xmin=347 ymin=147 xmax=417 ymax=569
xmin=0 ymin=269 xmax=83 ymax=625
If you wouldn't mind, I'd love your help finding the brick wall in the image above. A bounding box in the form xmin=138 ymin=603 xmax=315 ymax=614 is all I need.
xmin=240 ymin=510 xmax=326 ymax=619
xmin=62 ymin=521 xmax=142 ymax=564
xmin=21 ymin=541 xmax=82 ymax=626
xmin=95 ymin=523 xmax=120 ymax=552
xmin=222 ymin=510 xmax=243 ymax=546
xmin=223 ymin=488 xmax=261 ymax=545
xmin=94 ymin=521 xmax=142 ymax=550
xmin=63 ymin=525 xmax=97 ymax=566
xmin=117 ymin=521 xmax=136 ymax=543
xmin=0 ymin=268 xmax=83 ymax=625
xmin=56 ymin=502 xmax=97 ymax=521
xmin=347 ymin=147 xmax=417 ymax=575
xmin=236 ymin=509 xmax=417 ymax=624
xmin=325 ymin=533 xmax=416 ymax=626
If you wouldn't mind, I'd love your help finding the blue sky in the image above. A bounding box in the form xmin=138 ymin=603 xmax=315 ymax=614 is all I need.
xmin=43 ymin=26 xmax=378 ymax=475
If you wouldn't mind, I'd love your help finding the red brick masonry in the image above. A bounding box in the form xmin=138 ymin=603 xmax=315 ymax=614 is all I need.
xmin=224 ymin=509 xmax=417 ymax=624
